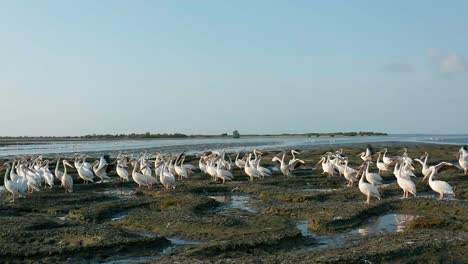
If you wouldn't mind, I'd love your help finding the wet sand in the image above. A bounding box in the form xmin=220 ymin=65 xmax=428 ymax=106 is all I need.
xmin=0 ymin=144 xmax=466 ymax=263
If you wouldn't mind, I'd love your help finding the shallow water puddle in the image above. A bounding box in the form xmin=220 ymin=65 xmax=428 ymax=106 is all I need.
xmin=302 ymin=188 xmax=337 ymax=193
xmin=350 ymin=213 xmax=418 ymax=235
xmin=109 ymin=212 xmax=128 ymax=221
xmin=99 ymin=188 xmax=136 ymax=199
xmin=208 ymin=195 xmax=258 ymax=213
xmin=418 ymin=193 xmax=462 ymax=201
xmin=101 ymin=232 xmax=204 ymax=264
xmin=296 ymin=213 xmax=418 ymax=251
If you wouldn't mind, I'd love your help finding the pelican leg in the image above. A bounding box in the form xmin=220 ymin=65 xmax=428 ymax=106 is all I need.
xmin=464 ymin=168 xmax=467 ymax=175
xmin=439 ymin=193 xmax=444 ymax=200
xmin=366 ymin=195 xmax=370 ymax=204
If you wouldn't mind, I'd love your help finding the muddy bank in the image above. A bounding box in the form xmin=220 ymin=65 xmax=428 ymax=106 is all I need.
xmin=0 ymin=144 xmax=466 ymax=263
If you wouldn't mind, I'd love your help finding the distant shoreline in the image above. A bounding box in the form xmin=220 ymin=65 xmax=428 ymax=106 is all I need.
xmin=0 ymin=132 xmax=388 ymax=144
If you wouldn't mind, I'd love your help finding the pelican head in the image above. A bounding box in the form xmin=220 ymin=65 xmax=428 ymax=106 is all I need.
xmin=292 ymin=150 xmax=300 ymax=155
xmin=420 ymin=152 xmax=429 ymax=159
xmin=63 ymin=160 xmax=74 ymax=168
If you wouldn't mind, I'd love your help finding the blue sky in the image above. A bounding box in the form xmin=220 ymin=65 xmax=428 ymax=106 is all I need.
xmin=0 ymin=1 xmax=467 ymax=136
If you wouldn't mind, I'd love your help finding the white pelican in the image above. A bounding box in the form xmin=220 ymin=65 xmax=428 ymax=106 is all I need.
xmin=199 ymin=155 xmax=208 ymax=173
xmin=394 ymin=163 xmax=417 ymax=199
xmin=181 ymin=156 xmax=196 ymax=175
xmin=357 ymin=145 xmax=374 ymax=162
xmin=427 ymin=167 xmax=455 ymax=200
xmin=316 ymin=154 xmax=337 ymax=176
xmin=77 ymin=158 xmax=95 ymax=184
xmin=160 ymin=163 xmax=176 ymax=189
xmin=245 ymin=154 xmax=262 ymax=181
xmin=234 ymin=152 xmax=247 ymax=169
xmin=60 ymin=160 xmax=74 ymax=193
xmin=256 ymin=155 xmax=272 ymax=179
xmin=288 ymin=150 xmax=305 ymax=169
xmin=414 ymin=152 xmax=454 ymax=181
xmin=393 ymin=162 xmax=411 ymax=181
xmin=92 ymin=160 xmax=111 ymax=183
xmin=357 ymin=165 xmax=381 ymax=204
xmin=215 ymin=160 xmax=233 ymax=184
xmin=2 ymin=163 xmax=27 ymax=201
xmin=364 ymin=161 xmax=383 ymax=186
xmin=131 ymin=160 xmax=151 ymax=189
xmin=342 ymin=158 xmax=358 ymax=187
xmin=457 ymin=146 xmax=468 ymax=174
xmin=174 ymin=154 xmax=189 ymax=180
xmin=9 ymin=160 xmax=22 ymax=183
xmin=382 ymin=148 xmax=397 ymax=166
xmin=376 ymin=152 xmax=391 ymax=175
xmin=272 ymin=151 xmax=305 ymax=178
xmin=23 ymin=165 xmax=41 ymax=193
xmin=41 ymin=160 xmax=55 ymax=189
xmin=116 ymin=163 xmax=129 ymax=182
xmin=55 ymin=157 xmax=65 ymax=181
xmin=206 ymin=158 xmax=218 ymax=181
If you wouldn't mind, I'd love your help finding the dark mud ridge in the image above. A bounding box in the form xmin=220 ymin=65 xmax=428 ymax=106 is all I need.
xmin=0 ymin=144 xmax=466 ymax=263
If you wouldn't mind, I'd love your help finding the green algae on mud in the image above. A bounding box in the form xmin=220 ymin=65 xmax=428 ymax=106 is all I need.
xmin=0 ymin=143 xmax=466 ymax=263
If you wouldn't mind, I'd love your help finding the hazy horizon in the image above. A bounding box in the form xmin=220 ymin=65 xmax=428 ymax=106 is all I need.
xmin=1 ymin=1 xmax=467 ymax=136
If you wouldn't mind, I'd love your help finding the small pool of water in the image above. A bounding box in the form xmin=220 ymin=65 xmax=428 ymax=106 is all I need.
xmin=418 ymin=193 xmax=462 ymax=201
xmin=208 ymin=195 xmax=257 ymax=213
xmin=109 ymin=212 xmax=128 ymax=221
xmin=99 ymin=188 xmax=136 ymax=199
xmin=295 ymin=213 xmax=418 ymax=252
xmin=101 ymin=231 xmax=204 ymax=264
xmin=302 ymin=188 xmax=337 ymax=193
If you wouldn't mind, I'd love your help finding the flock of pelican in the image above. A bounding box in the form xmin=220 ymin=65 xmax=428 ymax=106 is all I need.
xmin=0 ymin=146 xmax=466 ymax=204
xmin=318 ymin=145 xmax=466 ymax=203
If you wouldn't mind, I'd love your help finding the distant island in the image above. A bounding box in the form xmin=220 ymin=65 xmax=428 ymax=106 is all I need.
xmin=0 ymin=131 xmax=387 ymax=142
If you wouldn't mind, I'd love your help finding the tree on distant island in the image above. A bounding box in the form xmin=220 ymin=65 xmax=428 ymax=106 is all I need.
xmin=233 ymin=130 xmax=240 ymax=138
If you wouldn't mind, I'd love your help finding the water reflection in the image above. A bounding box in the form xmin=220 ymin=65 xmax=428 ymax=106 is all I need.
xmin=208 ymin=195 xmax=258 ymax=213
xmin=296 ymin=213 xmax=418 ymax=252
xmin=351 ymin=213 xmax=417 ymax=236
